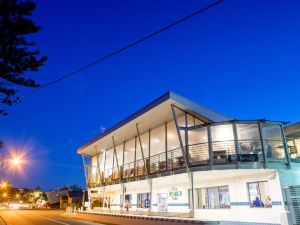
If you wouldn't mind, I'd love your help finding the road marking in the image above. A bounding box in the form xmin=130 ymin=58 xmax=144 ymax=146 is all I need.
xmin=35 ymin=215 xmax=71 ymax=225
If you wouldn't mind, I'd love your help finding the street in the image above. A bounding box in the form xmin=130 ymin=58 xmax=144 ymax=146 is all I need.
xmin=0 ymin=209 xmax=105 ymax=225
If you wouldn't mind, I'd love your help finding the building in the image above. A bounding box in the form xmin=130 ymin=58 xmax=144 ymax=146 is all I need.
xmin=78 ymin=92 xmax=295 ymax=225
xmin=283 ymin=122 xmax=300 ymax=225
xmin=46 ymin=185 xmax=83 ymax=209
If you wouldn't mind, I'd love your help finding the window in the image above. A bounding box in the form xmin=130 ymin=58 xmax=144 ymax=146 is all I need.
xmin=195 ymin=186 xmax=230 ymax=209
xmin=236 ymin=124 xmax=262 ymax=155
xmin=211 ymin=125 xmax=235 ymax=162
xmin=137 ymin=193 xmax=150 ymax=208
xmin=248 ymin=181 xmax=272 ymax=208
xmin=124 ymin=194 xmax=132 ymax=204
xmin=262 ymin=125 xmax=285 ymax=160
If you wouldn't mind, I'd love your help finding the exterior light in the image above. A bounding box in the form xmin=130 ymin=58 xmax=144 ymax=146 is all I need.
xmin=1 ymin=181 xmax=7 ymax=189
xmin=11 ymin=157 xmax=22 ymax=166
xmin=3 ymin=193 xmax=7 ymax=197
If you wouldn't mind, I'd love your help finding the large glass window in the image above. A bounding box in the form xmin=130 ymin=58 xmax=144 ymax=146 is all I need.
xmin=188 ymin=127 xmax=209 ymax=165
xmin=237 ymin=124 xmax=262 ymax=155
xmin=167 ymin=121 xmax=184 ymax=170
xmin=137 ymin=193 xmax=150 ymax=208
xmin=150 ymin=125 xmax=166 ymax=173
xmin=136 ymin=132 xmax=149 ymax=176
xmin=262 ymin=124 xmax=285 ymax=160
xmin=288 ymin=138 xmax=300 ymax=159
xmin=115 ymin=143 xmax=123 ymax=167
xmin=124 ymin=194 xmax=132 ymax=210
xmin=104 ymin=148 xmax=114 ymax=181
xmin=167 ymin=121 xmax=180 ymax=151
xmin=211 ymin=124 xmax=235 ymax=163
xmin=123 ymin=139 xmax=135 ymax=178
xmin=195 ymin=186 xmax=230 ymax=209
xmin=248 ymin=181 xmax=272 ymax=208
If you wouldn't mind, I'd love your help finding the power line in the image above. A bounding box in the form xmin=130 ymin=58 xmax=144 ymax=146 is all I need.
xmin=21 ymin=0 xmax=224 ymax=98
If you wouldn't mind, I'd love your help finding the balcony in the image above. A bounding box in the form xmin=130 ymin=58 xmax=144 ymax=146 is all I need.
xmin=87 ymin=121 xmax=289 ymax=188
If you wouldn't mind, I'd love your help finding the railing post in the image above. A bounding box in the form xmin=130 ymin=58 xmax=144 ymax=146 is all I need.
xmin=232 ymin=122 xmax=240 ymax=168
xmin=258 ymin=122 xmax=267 ymax=168
xmin=280 ymin=124 xmax=291 ymax=168
xmin=207 ymin=126 xmax=213 ymax=167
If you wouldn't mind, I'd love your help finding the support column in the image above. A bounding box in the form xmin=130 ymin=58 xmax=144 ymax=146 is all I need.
xmin=112 ymin=136 xmax=120 ymax=180
xmin=280 ymin=124 xmax=291 ymax=168
xmin=207 ymin=126 xmax=213 ymax=168
xmin=82 ymin=155 xmax=88 ymax=188
xmin=232 ymin=122 xmax=240 ymax=168
xmin=148 ymin=178 xmax=153 ymax=213
xmin=188 ymin=171 xmax=195 ymax=218
xmin=88 ymin=189 xmax=91 ymax=211
xmin=121 ymin=183 xmax=125 ymax=210
xmin=95 ymin=147 xmax=102 ymax=186
xmin=171 ymin=105 xmax=188 ymax=170
xmin=258 ymin=122 xmax=267 ymax=168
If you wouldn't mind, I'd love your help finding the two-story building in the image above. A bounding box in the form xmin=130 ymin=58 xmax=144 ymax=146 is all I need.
xmin=77 ymin=92 xmax=297 ymax=225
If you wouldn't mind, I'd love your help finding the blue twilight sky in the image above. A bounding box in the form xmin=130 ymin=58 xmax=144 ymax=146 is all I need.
xmin=0 ymin=0 xmax=300 ymax=191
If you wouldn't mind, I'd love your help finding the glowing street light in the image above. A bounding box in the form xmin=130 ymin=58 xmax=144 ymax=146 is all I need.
xmin=11 ymin=156 xmax=22 ymax=167
xmin=1 ymin=181 xmax=7 ymax=189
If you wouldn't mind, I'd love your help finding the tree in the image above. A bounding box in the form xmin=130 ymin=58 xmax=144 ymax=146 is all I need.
xmin=0 ymin=0 xmax=47 ymax=116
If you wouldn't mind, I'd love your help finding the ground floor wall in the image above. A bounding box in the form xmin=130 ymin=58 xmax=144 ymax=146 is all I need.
xmin=87 ymin=169 xmax=288 ymax=225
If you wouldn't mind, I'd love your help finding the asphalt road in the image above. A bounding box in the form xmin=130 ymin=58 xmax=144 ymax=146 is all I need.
xmin=0 ymin=209 xmax=105 ymax=225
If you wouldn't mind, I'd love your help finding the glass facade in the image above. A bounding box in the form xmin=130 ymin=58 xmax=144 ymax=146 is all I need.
xmin=86 ymin=117 xmax=288 ymax=188
xmin=262 ymin=124 xmax=285 ymax=160
xmin=195 ymin=186 xmax=230 ymax=209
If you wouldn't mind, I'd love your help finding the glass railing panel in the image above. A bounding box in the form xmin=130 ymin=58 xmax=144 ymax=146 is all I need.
xmin=262 ymin=124 xmax=286 ymax=162
xmin=88 ymin=165 xmax=101 ymax=187
xmin=237 ymin=139 xmax=263 ymax=161
xmin=212 ymin=140 xmax=235 ymax=164
xmin=288 ymin=139 xmax=300 ymax=161
xmin=264 ymin=140 xmax=285 ymax=161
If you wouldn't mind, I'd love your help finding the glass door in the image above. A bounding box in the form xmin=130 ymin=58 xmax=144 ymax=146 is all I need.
xmin=157 ymin=193 xmax=168 ymax=212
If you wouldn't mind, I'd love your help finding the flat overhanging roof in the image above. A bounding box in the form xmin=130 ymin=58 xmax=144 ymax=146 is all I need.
xmin=285 ymin=122 xmax=300 ymax=139
xmin=77 ymin=91 xmax=231 ymax=156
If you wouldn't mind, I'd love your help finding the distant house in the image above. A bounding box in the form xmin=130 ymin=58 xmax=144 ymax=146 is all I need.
xmin=46 ymin=185 xmax=83 ymax=209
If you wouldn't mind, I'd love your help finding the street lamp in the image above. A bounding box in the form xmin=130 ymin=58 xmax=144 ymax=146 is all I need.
xmin=1 ymin=181 xmax=7 ymax=189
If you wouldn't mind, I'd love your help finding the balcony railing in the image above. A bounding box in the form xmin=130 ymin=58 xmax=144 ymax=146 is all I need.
xmin=86 ymin=121 xmax=289 ymax=188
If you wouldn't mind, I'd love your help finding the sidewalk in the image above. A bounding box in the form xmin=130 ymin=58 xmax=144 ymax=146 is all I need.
xmin=62 ymin=211 xmax=218 ymax=225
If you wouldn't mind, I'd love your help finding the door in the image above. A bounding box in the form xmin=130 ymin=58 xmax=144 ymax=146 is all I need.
xmin=157 ymin=193 xmax=168 ymax=212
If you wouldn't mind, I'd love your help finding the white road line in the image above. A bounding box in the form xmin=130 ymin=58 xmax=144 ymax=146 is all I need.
xmin=35 ymin=215 xmax=71 ymax=225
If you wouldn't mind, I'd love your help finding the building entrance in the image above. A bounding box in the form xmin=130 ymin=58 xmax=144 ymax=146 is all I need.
xmin=158 ymin=193 xmax=168 ymax=212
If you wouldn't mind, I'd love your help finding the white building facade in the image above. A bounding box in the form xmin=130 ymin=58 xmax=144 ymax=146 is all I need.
xmin=78 ymin=92 xmax=293 ymax=225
